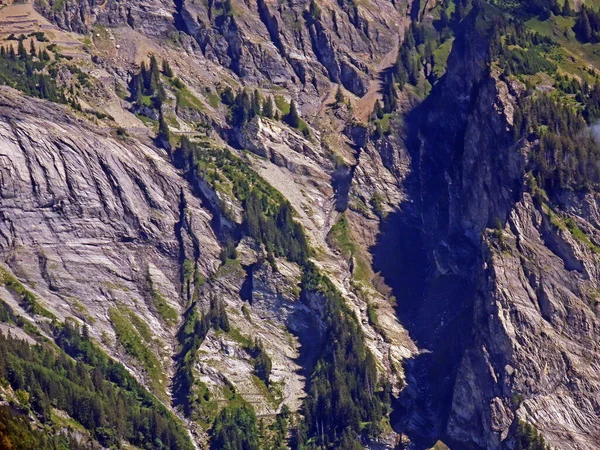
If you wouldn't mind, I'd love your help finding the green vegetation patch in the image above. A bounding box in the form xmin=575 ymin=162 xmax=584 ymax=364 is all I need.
xmin=274 ymin=95 xmax=290 ymax=114
xmin=147 ymin=275 xmax=178 ymax=324
xmin=543 ymin=203 xmax=600 ymax=253
xmin=299 ymin=262 xmax=392 ymax=447
xmin=0 ymin=320 xmax=194 ymax=449
xmin=327 ymin=213 xmax=356 ymax=260
xmin=176 ymin=86 xmax=205 ymax=110
xmin=174 ymin=295 xmax=230 ymax=418
xmin=108 ymin=306 xmax=164 ymax=392
xmin=178 ymin=138 xmax=310 ymax=264
xmin=203 ymin=87 xmax=221 ymax=108
xmin=433 ymin=37 xmax=454 ymax=78
xmin=151 ymin=289 xmax=178 ymax=324
xmin=0 ymin=298 xmax=41 ymax=337
xmin=210 ymin=402 xmax=259 ymax=450
xmin=0 ymin=267 xmax=55 ymax=319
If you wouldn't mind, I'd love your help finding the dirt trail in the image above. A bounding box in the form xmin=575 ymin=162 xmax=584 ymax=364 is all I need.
xmin=353 ymin=42 xmax=400 ymax=123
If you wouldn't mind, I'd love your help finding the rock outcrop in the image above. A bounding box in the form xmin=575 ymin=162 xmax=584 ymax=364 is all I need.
xmin=373 ymin=10 xmax=600 ymax=450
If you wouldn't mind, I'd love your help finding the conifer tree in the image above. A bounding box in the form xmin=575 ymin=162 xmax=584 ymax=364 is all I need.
xmin=335 ymin=85 xmax=344 ymax=104
xmin=373 ymin=99 xmax=384 ymax=120
xmin=578 ymin=7 xmax=593 ymax=42
xmin=149 ymin=55 xmax=161 ymax=94
xmin=157 ymin=111 xmax=171 ymax=150
xmin=285 ymin=99 xmax=300 ymax=128
xmin=140 ymin=61 xmax=150 ymax=92
xmin=382 ymin=74 xmax=397 ymax=113
xmin=17 ymin=39 xmax=27 ymax=60
xmin=251 ymin=89 xmax=262 ymax=117
xmin=374 ymin=121 xmax=383 ymax=140
xmin=262 ymin=96 xmax=274 ymax=119
xmin=133 ymin=74 xmax=143 ymax=103
xmin=162 ymin=59 xmax=174 ymax=77
xmin=221 ymin=86 xmax=235 ymax=105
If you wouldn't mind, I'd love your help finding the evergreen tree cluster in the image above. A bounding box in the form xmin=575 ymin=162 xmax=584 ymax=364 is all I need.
xmin=515 ymin=421 xmax=550 ymax=450
xmin=223 ymin=87 xmax=276 ymax=127
xmin=0 ymin=404 xmax=91 ymax=450
xmin=456 ymin=0 xmax=475 ymax=22
xmin=513 ymin=93 xmax=600 ymax=192
xmin=497 ymin=46 xmax=556 ymax=76
xmin=265 ymin=405 xmax=291 ymax=450
xmin=175 ymin=139 xmax=389 ymax=447
xmin=131 ymin=55 xmax=168 ymax=108
xmin=0 ymin=319 xmax=193 ymax=450
xmin=177 ymin=138 xmax=310 ymax=264
xmin=221 ymin=87 xmax=307 ymax=135
xmin=130 ymin=55 xmax=174 ymax=148
xmin=295 ymin=263 xmax=392 ymax=448
xmin=553 ymin=74 xmax=600 ymax=123
xmin=395 ymin=24 xmax=425 ymax=93
xmin=247 ymin=338 xmax=272 ymax=385
xmin=573 ymin=5 xmax=600 ymax=43
xmin=490 ymin=0 xmax=561 ymax=18
xmin=0 ymin=40 xmax=63 ymax=104
xmin=244 ymin=189 xmax=309 ymax=264
xmin=489 ymin=16 xmax=600 ymax=193
xmin=489 ymin=22 xmax=557 ymax=76
xmin=210 ymin=402 xmax=260 ymax=450
xmin=390 ymin=0 xmax=460 ymax=105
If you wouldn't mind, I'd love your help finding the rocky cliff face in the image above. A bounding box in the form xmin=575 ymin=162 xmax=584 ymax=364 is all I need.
xmin=35 ymin=0 xmax=405 ymax=107
xmin=0 ymin=86 xmax=216 ymax=385
xmin=0 ymin=87 xmax=331 ymax=438
xmin=2 ymin=0 xmax=600 ymax=449
xmin=373 ymin=11 xmax=600 ymax=450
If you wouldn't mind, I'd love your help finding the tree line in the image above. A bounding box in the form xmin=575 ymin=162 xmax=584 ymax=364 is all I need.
xmin=221 ymin=87 xmax=307 ymax=136
xmin=0 ymin=316 xmax=194 ymax=449
xmin=0 ymin=38 xmax=64 ymax=104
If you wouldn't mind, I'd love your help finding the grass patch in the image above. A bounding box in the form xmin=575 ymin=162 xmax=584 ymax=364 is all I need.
xmin=215 ymin=258 xmax=244 ymax=278
xmin=526 ymin=15 xmax=600 ymax=82
xmin=374 ymin=114 xmax=392 ymax=135
xmin=127 ymin=311 xmax=153 ymax=343
xmin=433 ymin=38 xmax=454 ymax=79
xmin=139 ymin=94 xmax=154 ymax=108
xmin=52 ymin=0 xmax=65 ymax=11
xmin=564 ymin=217 xmax=600 ymax=254
xmin=176 ymin=87 xmax=205 ymax=111
xmin=108 ymin=307 xmax=165 ymax=393
xmin=327 ymin=214 xmax=372 ymax=283
xmin=274 ymin=95 xmax=290 ymax=115
xmin=543 ymin=204 xmax=600 ymax=254
xmin=135 ymin=113 xmax=158 ymax=130
xmin=327 ymin=213 xmax=356 ymax=260
xmin=150 ymin=288 xmax=178 ymax=324
xmin=227 ymin=327 xmax=253 ymax=348
xmin=203 ymin=88 xmax=221 ymax=108
xmin=190 ymin=379 xmax=219 ymax=428
xmin=166 ymin=113 xmax=180 ymax=129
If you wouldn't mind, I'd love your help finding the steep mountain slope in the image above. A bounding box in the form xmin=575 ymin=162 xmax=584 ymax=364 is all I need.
xmin=1 ymin=0 xmax=600 ymax=449
xmin=374 ymin=9 xmax=600 ymax=449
